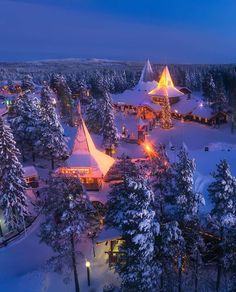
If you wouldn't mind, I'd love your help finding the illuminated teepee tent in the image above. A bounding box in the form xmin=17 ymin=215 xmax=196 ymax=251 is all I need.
xmin=149 ymin=66 xmax=184 ymax=104
xmin=135 ymin=59 xmax=157 ymax=92
xmin=56 ymin=111 xmax=115 ymax=190
xmin=139 ymin=59 xmax=154 ymax=83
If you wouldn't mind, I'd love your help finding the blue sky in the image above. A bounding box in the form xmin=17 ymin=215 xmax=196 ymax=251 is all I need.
xmin=1 ymin=0 xmax=236 ymax=63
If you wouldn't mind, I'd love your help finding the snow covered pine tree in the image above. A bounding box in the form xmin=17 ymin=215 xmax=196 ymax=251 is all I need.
xmin=9 ymin=92 xmax=42 ymax=161
xmin=208 ymin=160 xmax=236 ymax=291
xmin=101 ymin=90 xmax=119 ymax=151
xmin=38 ymin=85 xmax=69 ymax=169
xmin=40 ymin=175 xmax=94 ymax=292
xmin=85 ymin=97 xmax=104 ymax=134
xmin=172 ymin=147 xmax=205 ymax=291
xmin=0 ymin=117 xmax=28 ymax=231
xmin=106 ymin=172 xmax=160 ymax=291
xmin=21 ymin=74 xmax=35 ymax=92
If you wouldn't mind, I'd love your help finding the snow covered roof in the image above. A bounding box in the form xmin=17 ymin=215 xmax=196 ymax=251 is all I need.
xmin=112 ymin=88 xmax=162 ymax=111
xmin=66 ymin=117 xmax=115 ymax=176
xmin=135 ymin=80 xmax=157 ymax=92
xmin=192 ymin=105 xmax=213 ymax=119
xmin=172 ymin=95 xmax=213 ymax=118
xmin=149 ymin=66 xmax=184 ymax=98
xmin=96 ymin=226 xmax=122 ymax=243
xmin=23 ymin=166 xmax=39 ymax=178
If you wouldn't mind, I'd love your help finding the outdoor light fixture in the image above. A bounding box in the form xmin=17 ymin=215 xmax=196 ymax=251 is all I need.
xmin=86 ymin=260 xmax=91 ymax=286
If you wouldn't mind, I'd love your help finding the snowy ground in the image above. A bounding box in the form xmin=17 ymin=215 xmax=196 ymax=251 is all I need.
xmin=1 ymin=110 xmax=236 ymax=292
xmin=0 ymin=216 xmax=119 ymax=292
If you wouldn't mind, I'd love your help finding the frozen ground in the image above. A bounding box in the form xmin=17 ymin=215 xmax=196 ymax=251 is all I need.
xmin=0 ymin=216 xmax=119 ymax=292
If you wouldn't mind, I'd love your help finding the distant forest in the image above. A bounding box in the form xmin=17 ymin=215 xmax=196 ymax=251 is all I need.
xmin=0 ymin=59 xmax=236 ymax=109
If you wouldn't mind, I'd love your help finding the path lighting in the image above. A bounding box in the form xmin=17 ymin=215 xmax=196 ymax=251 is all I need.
xmin=0 ymin=220 xmax=3 ymax=237
xmin=86 ymin=260 xmax=91 ymax=287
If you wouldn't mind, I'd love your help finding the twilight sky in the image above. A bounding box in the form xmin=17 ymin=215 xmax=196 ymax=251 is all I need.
xmin=1 ymin=0 xmax=236 ymax=63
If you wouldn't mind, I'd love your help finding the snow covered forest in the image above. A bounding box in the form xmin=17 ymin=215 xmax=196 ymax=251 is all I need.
xmin=1 ymin=59 xmax=236 ymax=108
xmin=0 ymin=59 xmax=236 ymax=292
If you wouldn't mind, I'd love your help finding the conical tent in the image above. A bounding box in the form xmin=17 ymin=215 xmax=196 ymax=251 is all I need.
xmin=135 ymin=59 xmax=157 ymax=92
xmin=149 ymin=66 xmax=184 ymax=98
xmin=139 ymin=59 xmax=154 ymax=83
xmin=67 ymin=117 xmax=115 ymax=177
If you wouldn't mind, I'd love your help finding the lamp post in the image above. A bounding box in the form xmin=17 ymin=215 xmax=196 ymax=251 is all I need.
xmin=85 ymin=260 xmax=91 ymax=287
xmin=0 ymin=220 xmax=3 ymax=238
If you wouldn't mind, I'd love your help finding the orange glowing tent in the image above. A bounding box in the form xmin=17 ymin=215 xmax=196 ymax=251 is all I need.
xmin=149 ymin=66 xmax=184 ymax=98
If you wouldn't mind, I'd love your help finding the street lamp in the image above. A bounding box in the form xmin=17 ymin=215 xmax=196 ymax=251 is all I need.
xmin=0 ymin=220 xmax=3 ymax=238
xmin=85 ymin=260 xmax=91 ymax=287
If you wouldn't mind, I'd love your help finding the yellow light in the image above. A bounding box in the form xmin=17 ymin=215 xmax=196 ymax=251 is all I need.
xmin=145 ymin=145 xmax=152 ymax=152
xmin=85 ymin=260 xmax=91 ymax=268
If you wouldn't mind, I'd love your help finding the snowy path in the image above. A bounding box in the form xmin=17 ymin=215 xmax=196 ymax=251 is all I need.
xmin=0 ymin=215 xmax=119 ymax=292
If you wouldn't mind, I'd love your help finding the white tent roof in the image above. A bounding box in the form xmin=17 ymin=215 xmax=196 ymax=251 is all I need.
xmin=139 ymin=59 xmax=154 ymax=83
xmin=96 ymin=226 xmax=122 ymax=243
xmin=67 ymin=118 xmax=115 ymax=176
xmin=23 ymin=166 xmax=39 ymax=178
xmin=172 ymin=95 xmax=213 ymax=118
xmin=149 ymin=66 xmax=184 ymax=98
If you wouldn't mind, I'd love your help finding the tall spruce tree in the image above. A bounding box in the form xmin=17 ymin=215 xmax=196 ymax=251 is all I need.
xmin=173 ymin=147 xmax=205 ymax=222
xmin=40 ymin=175 xmax=94 ymax=292
xmin=9 ymin=92 xmax=42 ymax=161
xmin=202 ymin=73 xmax=216 ymax=102
xmin=0 ymin=117 xmax=28 ymax=231
xmin=38 ymin=86 xmax=69 ymax=169
xmin=208 ymin=160 xmax=236 ymax=291
xmin=157 ymin=221 xmax=185 ymax=292
xmin=85 ymin=97 xmax=103 ymax=134
xmin=172 ymin=147 xmax=205 ymax=291
xmin=101 ymin=91 xmax=119 ymax=149
xmin=21 ymin=74 xmax=35 ymax=92
xmin=106 ymin=174 xmax=160 ymax=291
xmin=151 ymin=144 xmax=172 ymax=217
xmin=50 ymin=73 xmax=73 ymax=118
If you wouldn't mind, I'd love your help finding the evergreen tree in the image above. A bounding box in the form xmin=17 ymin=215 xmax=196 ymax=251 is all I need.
xmin=9 ymin=92 xmax=42 ymax=161
xmin=160 ymin=93 xmax=173 ymax=129
xmin=157 ymin=221 xmax=185 ymax=292
xmin=85 ymin=97 xmax=103 ymax=134
xmin=106 ymin=176 xmax=160 ymax=291
xmin=208 ymin=160 xmax=236 ymax=291
xmin=21 ymin=74 xmax=35 ymax=92
xmin=38 ymin=86 xmax=69 ymax=169
xmin=208 ymin=160 xmax=236 ymax=227
xmin=173 ymin=147 xmax=205 ymax=222
xmin=151 ymin=144 xmax=172 ymax=217
xmin=40 ymin=175 xmax=94 ymax=292
xmin=115 ymin=154 xmax=140 ymax=180
xmin=202 ymin=73 xmax=216 ymax=102
xmin=50 ymin=73 xmax=73 ymax=118
xmin=0 ymin=117 xmax=28 ymax=231
xmin=212 ymin=72 xmax=227 ymax=112
xmin=172 ymin=148 xmax=205 ymax=291
xmin=223 ymin=226 xmax=236 ymax=291
xmin=101 ymin=91 xmax=119 ymax=149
